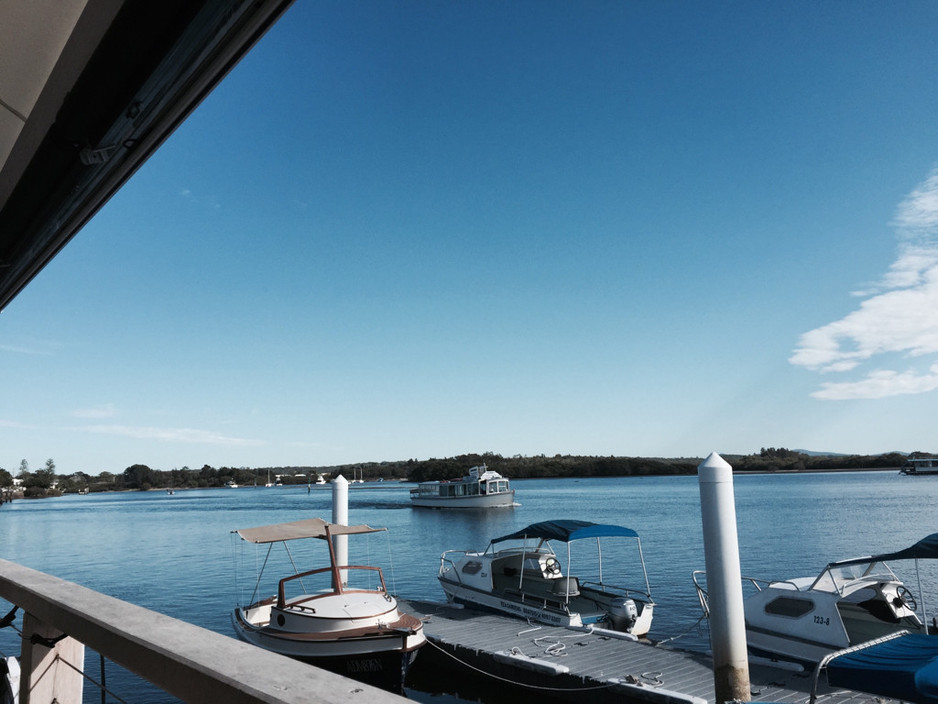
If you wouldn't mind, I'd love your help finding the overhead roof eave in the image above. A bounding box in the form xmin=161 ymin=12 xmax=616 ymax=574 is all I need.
xmin=0 ymin=0 xmax=294 ymax=313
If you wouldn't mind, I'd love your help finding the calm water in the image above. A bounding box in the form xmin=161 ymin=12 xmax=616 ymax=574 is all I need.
xmin=2 ymin=471 xmax=937 ymax=702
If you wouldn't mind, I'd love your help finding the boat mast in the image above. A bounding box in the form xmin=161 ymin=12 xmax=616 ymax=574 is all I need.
xmin=596 ymin=538 xmax=602 ymax=584
xmin=323 ymin=524 xmax=345 ymax=594
xmin=916 ymin=557 xmax=929 ymax=629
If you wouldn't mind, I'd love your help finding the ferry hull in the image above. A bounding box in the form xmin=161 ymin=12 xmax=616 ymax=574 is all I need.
xmin=411 ymin=491 xmax=515 ymax=509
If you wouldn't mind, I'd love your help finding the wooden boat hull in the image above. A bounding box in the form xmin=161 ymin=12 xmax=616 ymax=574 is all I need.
xmin=232 ymin=606 xmax=425 ymax=688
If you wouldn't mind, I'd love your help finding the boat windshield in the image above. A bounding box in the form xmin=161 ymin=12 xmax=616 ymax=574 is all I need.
xmin=812 ymin=561 xmax=898 ymax=593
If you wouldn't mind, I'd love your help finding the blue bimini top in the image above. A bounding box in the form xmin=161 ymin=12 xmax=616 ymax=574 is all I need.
xmin=831 ymin=533 xmax=938 ymax=569
xmin=492 ymin=519 xmax=639 ymax=545
xmin=827 ymin=634 xmax=938 ymax=703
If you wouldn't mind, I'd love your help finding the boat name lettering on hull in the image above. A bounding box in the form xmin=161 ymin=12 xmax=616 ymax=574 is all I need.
xmin=498 ymin=600 xmax=563 ymax=624
xmin=346 ymin=658 xmax=383 ymax=673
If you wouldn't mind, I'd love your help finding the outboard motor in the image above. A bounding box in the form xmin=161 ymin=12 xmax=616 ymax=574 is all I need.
xmin=607 ymin=597 xmax=638 ymax=632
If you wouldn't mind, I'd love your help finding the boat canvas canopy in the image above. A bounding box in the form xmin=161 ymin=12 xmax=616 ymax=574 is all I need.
xmin=492 ymin=519 xmax=639 ymax=545
xmin=234 ymin=518 xmax=385 ymax=544
xmin=830 ymin=533 xmax=938 ymax=569
xmin=825 ymin=633 xmax=938 ymax=703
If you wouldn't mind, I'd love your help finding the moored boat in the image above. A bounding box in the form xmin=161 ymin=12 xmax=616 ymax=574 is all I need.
xmin=438 ymin=519 xmax=655 ymax=636
xmin=231 ymin=517 xmax=426 ymax=689
xmin=410 ymin=464 xmax=515 ymax=509
xmin=694 ymin=533 xmax=938 ymax=666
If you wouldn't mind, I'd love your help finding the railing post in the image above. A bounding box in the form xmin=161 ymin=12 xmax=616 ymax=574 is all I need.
xmin=698 ymin=451 xmax=750 ymax=703
xmin=20 ymin=612 xmax=85 ymax=704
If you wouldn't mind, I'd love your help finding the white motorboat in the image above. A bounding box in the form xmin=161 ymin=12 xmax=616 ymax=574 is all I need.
xmin=438 ymin=519 xmax=655 ymax=636
xmin=231 ymin=517 xmax=426 ymax=689
xmin=410 ymin=464 xmax=515 ymax=509
xmin=694 ymin=533 xmax=938 ymax=665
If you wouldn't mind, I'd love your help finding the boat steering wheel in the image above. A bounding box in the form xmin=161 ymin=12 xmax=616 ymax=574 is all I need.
xmin=545 ymin=557 xmax=561 ymax=575
xmin=896 ymin=586 xmax=918 ymax=612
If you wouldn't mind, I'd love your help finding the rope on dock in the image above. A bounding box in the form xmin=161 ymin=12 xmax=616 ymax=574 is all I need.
xmin=653 ymin=613 xmax=708 ymax=646
xmin=424 ymin=637 xmax=674 ymax=693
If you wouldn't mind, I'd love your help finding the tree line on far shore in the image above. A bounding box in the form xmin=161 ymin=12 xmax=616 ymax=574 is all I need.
xmin=1 ymin=447 xmax=929 ymax=497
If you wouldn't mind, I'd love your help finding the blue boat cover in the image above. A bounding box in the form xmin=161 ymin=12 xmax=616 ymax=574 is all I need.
xmin=832 ymin=533 xmax=938 ymax=568
xmin=492 ymin=519 xmax=638 ymax=544
xmin=826 ymin=634 xmax=938 ymax=703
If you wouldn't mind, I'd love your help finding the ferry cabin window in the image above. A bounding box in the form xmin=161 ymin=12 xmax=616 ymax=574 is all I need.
xmin=489 ymin=480 xmax=507 ymax=494
xmin=765 ymin=597 xmax=814 ymax=618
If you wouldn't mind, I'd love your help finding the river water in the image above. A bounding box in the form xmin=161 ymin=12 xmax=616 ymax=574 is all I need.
xmin=2 ymin=470 xmax=937 ymax=702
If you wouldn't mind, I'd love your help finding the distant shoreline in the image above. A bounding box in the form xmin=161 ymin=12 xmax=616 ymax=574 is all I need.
xmin=733 ymin=466 xmax=900 ymax=475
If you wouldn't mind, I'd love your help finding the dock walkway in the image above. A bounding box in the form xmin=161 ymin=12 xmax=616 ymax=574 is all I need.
xmin=402 ymin=600 xmax=896 ymax=704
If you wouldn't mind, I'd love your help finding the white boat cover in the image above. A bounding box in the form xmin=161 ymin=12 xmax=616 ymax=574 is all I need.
xmin=234 ymin=517 xmax=385 ymax=544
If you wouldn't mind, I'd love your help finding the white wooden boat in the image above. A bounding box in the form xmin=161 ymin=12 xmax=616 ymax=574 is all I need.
xmin=694 ymin=533 xmax=938 ymax=665
xmin=438 ymin=519 xmax=655 ymax=636
xmin=231 ymin=518 xmax=426 ymax=688
xmin=410 ymin=464 xmax=515 ymax=509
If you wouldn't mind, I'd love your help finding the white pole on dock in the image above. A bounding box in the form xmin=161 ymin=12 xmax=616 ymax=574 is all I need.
xmin=697 ymin=451 xmax=750 ymax=703
xmin=332 ymin=474 xmax=349 ymax=587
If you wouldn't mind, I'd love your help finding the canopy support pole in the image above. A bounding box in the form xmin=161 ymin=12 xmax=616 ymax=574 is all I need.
xmin=916 ymin=558 xmax=928 ymax=630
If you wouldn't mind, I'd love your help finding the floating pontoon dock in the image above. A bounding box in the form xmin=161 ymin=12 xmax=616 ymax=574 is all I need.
xmin=402 ymin=600 xmax=897 ymax=704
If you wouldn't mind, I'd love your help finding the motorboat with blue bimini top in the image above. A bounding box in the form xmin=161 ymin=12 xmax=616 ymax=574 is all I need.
xmin=438 ymin=519 xmax=655 ymax=637
xmin=694 ymin=533 xmax=938 ymax=666
xmin=231 ymin=517 xmax=426 ymax=689
xmin=410 ymin=464 xmax=515 ymax=509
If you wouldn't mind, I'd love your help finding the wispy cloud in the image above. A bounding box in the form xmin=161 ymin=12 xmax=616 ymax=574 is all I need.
xmin=79 ymin=425 xmax=262 ymax=447
xmin=0 ymin=337 xmax=60 ymax=356
xmin=179 ymin=188 xmax=220 ymax=210
xmin=0 ymin=419 xmax=37 ymax=430
xmin=70 ymin=404 xmax=118 ymax=419
xmin=790 ymin=168 xmax=938 ymax=400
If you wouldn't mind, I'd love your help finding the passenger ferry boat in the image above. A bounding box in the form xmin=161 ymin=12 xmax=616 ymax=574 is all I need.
xmin=410 ymin=464 xmax=515 ymax=508
xmin=900 ymin=457 xmax=938 ymax=475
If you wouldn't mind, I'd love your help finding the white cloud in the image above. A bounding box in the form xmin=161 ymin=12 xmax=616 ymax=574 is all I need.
xmin=791 ymin=168 xmax=938 ymax=399
xmin=810 ymin=365 xmax=938 ymax=400
xmin=0 ymin=337 xmax=60 ymax=355
xmin=0 ymin=419 xmax=36 ymax=429
xmin=79 ymin=424 xmax=262 ymax=447
xmin=70 ymin=404 xmax=118 ymax=419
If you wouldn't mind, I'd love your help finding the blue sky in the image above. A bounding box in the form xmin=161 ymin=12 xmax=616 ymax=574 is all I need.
xmin=3 ymin=2 xmax=938 ymax=475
